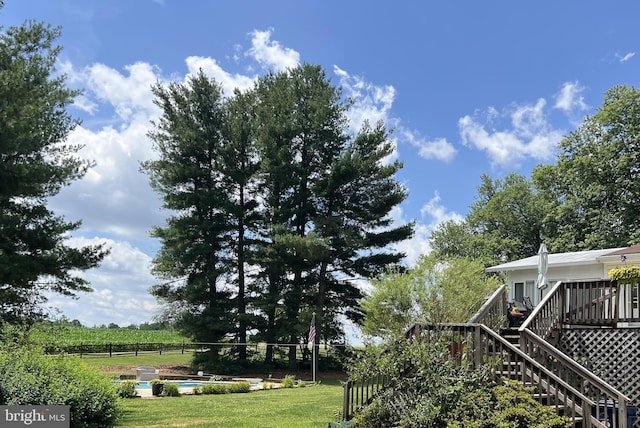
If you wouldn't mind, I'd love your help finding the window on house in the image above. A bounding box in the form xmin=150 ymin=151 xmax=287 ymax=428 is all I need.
xmin=514 ymin=282 xmax=524 ymax=303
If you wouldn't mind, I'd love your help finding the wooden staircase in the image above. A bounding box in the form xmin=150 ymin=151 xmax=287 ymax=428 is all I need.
xmin=343 ymin=281 xmax=635 ymax=428
xmin=496 ymin=326 xmax=586 ymax=427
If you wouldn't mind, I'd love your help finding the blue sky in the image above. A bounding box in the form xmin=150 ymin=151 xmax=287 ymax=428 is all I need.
xmin=3 ymin=1 xmax=640 ymax=334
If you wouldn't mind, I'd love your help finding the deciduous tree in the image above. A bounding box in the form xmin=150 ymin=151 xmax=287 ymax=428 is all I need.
xmin=533 ymin=84 xmax=640 ymax=251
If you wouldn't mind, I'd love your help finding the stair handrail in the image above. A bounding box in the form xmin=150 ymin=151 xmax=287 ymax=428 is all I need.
xmin=343 ymin=322 xmax=603 ymax=426
xmin=520 ymin=281 xmax=631 ymax=428
xmin=519 ymin=280 xmax=564 ymax=338
xmin=468 ymin=283 xmax=508 ymax=332
xmin=410 ymin=323 xmax=598 ymax=427
xmin=476 ymin=323 xmax=603 ymax=428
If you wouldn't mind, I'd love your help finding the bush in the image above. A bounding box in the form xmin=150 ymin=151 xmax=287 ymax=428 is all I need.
xmin=117 ymin=380 xmax=138 ymax=398
xmin=0 ymin=346 xmax=120 ymax=427
xmin=450 ymin=381 xmax=571 ymax=428
xmin=227 ymin=381 xmax=251 ymax=393
xmin=281 ymin=374 xmax=296 ymax=388
xmin=350 ymin=337 xmax=571 ymax=428
xmin=194 ymin=381 xmax=251 ymax=395
xmin=195 ymin=383 xmax=228 ymax=395
xmin=163 ymin=382 xmax=181 ymax=397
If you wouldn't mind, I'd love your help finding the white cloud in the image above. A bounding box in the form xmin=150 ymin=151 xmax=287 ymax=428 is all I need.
xmin=333 ymin=65 xmax=402 ymax=164
xmin=85 ymin=62 xmax=162 ymax=122
xmin=388 ymin=193 xmax=463 ymax=267
xmin=403 ymin=130 xmax=456 ymax=162
xmin=618 ymin=52 xmax=635 ymax=63
xmin=334 ymin=65 xmax=396 ymax=133
xmin=420 ymin=192 xmax=464 ymax=226
xmin=459 ymin=99 xmax=564 ymax=168
xmin=554 ymin=81 xmax=588 ymax=113
xmin=334 ymin=66 xmax=457 ymax=166
xmin=72 ymin=95 xmax=99 ymax=114
xmin=388 ymin=206 xmax=431 ymax=266
xmin=185 ymin=56 xmax=255 ymax=94
xmin=246 ymin=29 xmax=300 ymax=72
xmin=51 ymin=119 xmax=164 ymax=240
xmin=46 ymin=238 xmax=160 ymax=326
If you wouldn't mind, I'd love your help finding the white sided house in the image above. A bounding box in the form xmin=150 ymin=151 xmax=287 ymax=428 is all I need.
xmin=486 ymin=245 xmax=640 ymax=308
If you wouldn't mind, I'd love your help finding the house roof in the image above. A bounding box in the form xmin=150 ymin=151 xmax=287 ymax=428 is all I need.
xmin=485 ymin=247 xmax=627 ymax=273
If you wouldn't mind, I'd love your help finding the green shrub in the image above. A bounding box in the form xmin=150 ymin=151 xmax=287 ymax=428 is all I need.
xmin=450 ymin=381 xmax=571 ymax=428
xmin=281 ymin=374 xmax=296 ymax=388
xmin=163 ymin=382 xmax=181 ymax=397
xmin=196 ymin=383 xmax=229 ymax=394
xmin=0 ymin=346 xmax=120 ymax=427
xmin=194 ymin=381 xmax=251 ymax=394
xmin=117 ymin=380 xmax=138 ymax=398
xmin=350 ymin=337 xmax=571 ymax=428
xmin=227 ymin=381 xmax=251 ymax=393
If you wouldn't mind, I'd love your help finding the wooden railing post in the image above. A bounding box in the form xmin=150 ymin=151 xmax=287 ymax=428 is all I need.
xmin=342 ymin=380 xmax=352 ymax=421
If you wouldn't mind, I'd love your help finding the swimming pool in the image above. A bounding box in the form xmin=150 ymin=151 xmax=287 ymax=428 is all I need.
xmin=134 ymin=380 xmax=214 ymax=390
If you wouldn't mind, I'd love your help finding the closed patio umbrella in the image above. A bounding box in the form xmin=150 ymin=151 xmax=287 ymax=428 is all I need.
xmin=536 ymin=243 xmax=549 ymax=290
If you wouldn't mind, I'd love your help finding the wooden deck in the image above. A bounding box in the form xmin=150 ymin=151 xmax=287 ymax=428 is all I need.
xmin=343 ymin=279 xmax=640 ymax=427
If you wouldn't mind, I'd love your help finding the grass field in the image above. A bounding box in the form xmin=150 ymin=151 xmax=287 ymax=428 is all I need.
xmin=88 ymin=352 xmax=346 ymax=427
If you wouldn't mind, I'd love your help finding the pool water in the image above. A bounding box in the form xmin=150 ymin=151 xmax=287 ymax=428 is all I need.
xmin=134 ymin=381 xmax=213 ymax=390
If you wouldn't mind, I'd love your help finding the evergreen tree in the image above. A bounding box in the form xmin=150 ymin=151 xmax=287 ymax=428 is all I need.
xmin=143 ymin=72 xmax=236 ymax=349
xmin=0 ymin=20 xmax=108 ymax=324
xmin=219 ymin=89 xmax=261 ymax=359
xmin=145 ymin=65 xmax=414 ymax=368
xmin=252 ymin=64 xmax=350 ymax=367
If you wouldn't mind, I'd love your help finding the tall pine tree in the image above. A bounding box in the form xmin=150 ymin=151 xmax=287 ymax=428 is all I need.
xmin=0 ymin=20 xmax=107 ymax=324
xmin=144 ymin=72 xmax=237 ymax=352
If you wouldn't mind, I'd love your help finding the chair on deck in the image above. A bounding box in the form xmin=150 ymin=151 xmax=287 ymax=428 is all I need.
xmin=507 ymin=297 xmax=535 ymax=327
xmin=507 ymin=302 xmax=525 ymax=327
xmin=523 ymin=296 xmax=534 ymax=312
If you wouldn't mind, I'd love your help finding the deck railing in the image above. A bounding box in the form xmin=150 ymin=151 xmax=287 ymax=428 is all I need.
xmin=343 ymin=280 xmax=637 ymax=424
xmin=521 ymin=280 xmax=632 ymax=428
xmin=343 ymin=323 xmax=601 ymax=426
xmin=520 ymin=280 xmax=565 ymax=343
xmin=342 ymin=373 xmax=390 ymax=421
xmin=468 ymin=283 xmax=508 ymax=332
xmin=564 ymin=280 xmax=640 ymax=325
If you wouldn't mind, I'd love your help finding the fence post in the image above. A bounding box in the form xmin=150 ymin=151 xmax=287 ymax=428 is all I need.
xmin=159 ymin=343 xmax=163 ymax=355
xmin=109 ymin=343 xmax=112 ymax=357
xmin=343 ymin=380 xmax=353 ymax=421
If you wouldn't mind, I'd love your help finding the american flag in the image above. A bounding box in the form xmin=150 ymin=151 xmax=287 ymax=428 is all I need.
xmin=307 ymin=313 xmax=316 ymax=349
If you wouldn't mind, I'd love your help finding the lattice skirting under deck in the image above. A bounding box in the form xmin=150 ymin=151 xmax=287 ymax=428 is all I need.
xmin=558 ymin=328 xmax=640 ymax=428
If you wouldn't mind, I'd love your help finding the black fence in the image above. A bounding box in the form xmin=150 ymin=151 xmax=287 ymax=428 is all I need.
xmin=42 ymin=341 xmax=354 ymax=370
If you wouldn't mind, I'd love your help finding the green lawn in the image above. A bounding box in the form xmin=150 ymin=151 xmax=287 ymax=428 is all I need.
xmin=116 ymin=383 xmax=344 ymax=427
xmin=81 ymin=351 xmax=194 ymax=372
xmin=89 ymin=352 xmax=346 ymax=426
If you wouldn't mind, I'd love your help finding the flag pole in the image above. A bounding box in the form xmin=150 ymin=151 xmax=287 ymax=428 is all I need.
xmin=309 ymin=312 xmax=316 ymax=383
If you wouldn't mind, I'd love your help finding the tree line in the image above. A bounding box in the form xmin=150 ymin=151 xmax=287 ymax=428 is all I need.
xmin=141 ymin=66 xmax=413 ymax=367
xmin=430 ymin=84 xmax=640 ymax=267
